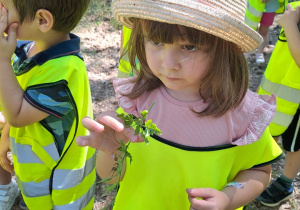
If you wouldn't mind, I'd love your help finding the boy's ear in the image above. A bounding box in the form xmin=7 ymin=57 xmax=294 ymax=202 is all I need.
xmin=35 ymin=9 xmax=53 ymax=32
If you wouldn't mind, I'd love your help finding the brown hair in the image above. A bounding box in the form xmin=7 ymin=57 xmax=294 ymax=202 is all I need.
xmin=12 ymin=0 xmax=90 ymax=33
xmin=122 ymin=18 xmax=249 ymax=117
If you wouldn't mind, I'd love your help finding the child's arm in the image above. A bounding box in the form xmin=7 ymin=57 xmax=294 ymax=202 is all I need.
xmin=0 ymin=7 xmax=49 ymax=127
xmin=187 ymin=165 xmax=271 ymax=210
xmin=278 ymin=4 xmax=300 ymax=67
xmin=0 ymin=123 xmax=13 ymax=173
xmin=76 ymin=112 xmax=141 ymax=183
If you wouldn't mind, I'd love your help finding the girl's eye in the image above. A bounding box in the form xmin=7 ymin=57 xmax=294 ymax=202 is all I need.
xmin=183 ymin=45 xmax=197 ymax=51
xmin=151 ymin=40 xmax=163 ymax=46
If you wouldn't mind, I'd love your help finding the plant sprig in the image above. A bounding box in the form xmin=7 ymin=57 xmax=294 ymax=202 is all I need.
xmin=100 ymin=102 xmax=161 ymax=209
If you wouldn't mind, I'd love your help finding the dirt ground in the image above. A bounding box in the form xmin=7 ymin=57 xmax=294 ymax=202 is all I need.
xmin=10 ymin=4 xmax=300 ymax=210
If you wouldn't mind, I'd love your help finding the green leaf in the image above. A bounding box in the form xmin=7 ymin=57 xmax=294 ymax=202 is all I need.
xmin=100 ymin=177 xmax=112 ymax=183
xmin=106 ymin=183 xmax=118 ymax=193
xmin=140 ymin=110 xmax=148 ymax=119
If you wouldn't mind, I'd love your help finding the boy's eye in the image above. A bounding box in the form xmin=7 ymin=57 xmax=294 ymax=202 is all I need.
xmin=151 ymin=41 xmax=163 ymax=46
xmin=183 ymin=45 xmax=197 ymax=51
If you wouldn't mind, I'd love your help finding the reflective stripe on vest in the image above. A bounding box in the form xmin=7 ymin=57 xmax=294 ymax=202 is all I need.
xmin=244 ymin=0 xmax=287 ymax=30
xmin=260 ymin=75 xmax=300 ymax=104
xmin=260 ymin=75 xmax=298 ymax=129
xmin=271 ymin=110 xmax=294 ymax=128
xmin=16 ymin=175 xmax=50 ymax=197
xmin=247 ymin=3 xmax=263 ymax=17
xmin=10 ymin=141 xmax=60 ymax=164
xmin=244 ymin=0 xmax=264 ymax=30
xmin=53 ymin=152 xmax=96 ymax=190
xmin=53 ymin=180 xmax=96 ymax=210
xmin=14 ymin=153 xmax=95 ymax=197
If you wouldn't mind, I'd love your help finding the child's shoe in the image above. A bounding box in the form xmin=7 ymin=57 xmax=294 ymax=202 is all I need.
xmin=19 ymin=198 xmax=28 ymax=210
xmin=0 ymin=179 xmax=20 ymax=210
xmin=255 ymin=53 xmax=265 ymax=64
xmin=257 ymin=178 xmax=294 ymax=207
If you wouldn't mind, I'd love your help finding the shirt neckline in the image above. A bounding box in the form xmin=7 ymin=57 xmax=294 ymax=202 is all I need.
xmin=159 ymin=85 xmax=206 ymax=107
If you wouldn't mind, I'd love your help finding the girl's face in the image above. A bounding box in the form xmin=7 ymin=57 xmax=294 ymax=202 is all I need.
xmin=144 ymin=37 xmax=210 ymax=102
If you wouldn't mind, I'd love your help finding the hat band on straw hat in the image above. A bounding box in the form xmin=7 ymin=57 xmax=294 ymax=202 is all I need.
xmin=112 ymin=0 xmax=263 ymax=52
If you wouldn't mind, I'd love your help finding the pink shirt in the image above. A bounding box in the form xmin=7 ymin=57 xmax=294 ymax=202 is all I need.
xmin=114 ymin=77 xmax=276 ymax=147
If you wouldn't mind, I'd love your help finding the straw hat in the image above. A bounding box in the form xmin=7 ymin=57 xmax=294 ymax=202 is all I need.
xmin=112 ymin=0 xmax=262 ymax=52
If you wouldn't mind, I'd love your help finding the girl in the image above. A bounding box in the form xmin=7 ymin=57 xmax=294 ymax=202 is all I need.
xmin=77 ymin=0 xmax=283 ymax=209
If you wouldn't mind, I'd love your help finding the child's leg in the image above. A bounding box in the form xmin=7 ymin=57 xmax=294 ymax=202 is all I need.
xmin=257 ymin=24 xmax=270 ymax=54
xmin=258 ymin=109 xmax=300 ymax=206
xmin=282 ymin=150 xmax=300 ymax=180
xmin=258 ymin=12 xmax=276 ymax=53
xmin=0 ymin=166 xmax=19 ymax=210
xmin=256 ymin=12 xmax=276 ymax=63
xmin=0 ymin=164 xmax=12 ymax=184
xmin=281 ymin=109 xmax=300 ymax=180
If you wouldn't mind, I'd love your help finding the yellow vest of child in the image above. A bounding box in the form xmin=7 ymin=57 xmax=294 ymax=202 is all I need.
xmin=245 ymin=0 xmax=287 ymax=30
xmin=113 ymin=109 xmax=283 ymax=210
xmin=10 ymin=54 xmax=96 ymax=209
xmin=118 ymin=26 xmax=140 ymax=77
xmin=258 ymin=1 xmax=300 ymax=136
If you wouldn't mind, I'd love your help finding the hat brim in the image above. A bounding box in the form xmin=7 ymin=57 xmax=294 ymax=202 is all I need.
xmin=112 ymin=0 xmax=262 ymax=52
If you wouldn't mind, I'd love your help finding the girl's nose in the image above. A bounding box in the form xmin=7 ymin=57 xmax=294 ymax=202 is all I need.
xmin=161 ymin=47 xmax=181 ymax=71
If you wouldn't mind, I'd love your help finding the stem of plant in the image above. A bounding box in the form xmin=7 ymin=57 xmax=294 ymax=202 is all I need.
xmin=100 ymin=101 xmax=161 ymax=208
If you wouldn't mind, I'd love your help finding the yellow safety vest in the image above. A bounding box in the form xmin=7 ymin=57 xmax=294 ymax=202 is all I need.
xmin=118 ymin=26 xmax=140 ymax=77
xmin=245 ymin=0 xmax=287 ymax=30
xmin=10 ymin=53 xmax=96 ymax=209
xmin=258 ymin=1 xmax=300 ymax=136
xmin=113 ymin=108 xmax=283 ymax=210
xmin=119 ymin=26 xmax=132 ymax=76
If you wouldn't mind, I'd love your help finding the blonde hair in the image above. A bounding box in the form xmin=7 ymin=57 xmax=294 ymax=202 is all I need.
xmin=122 ymin=18 xmax=249 ymax=117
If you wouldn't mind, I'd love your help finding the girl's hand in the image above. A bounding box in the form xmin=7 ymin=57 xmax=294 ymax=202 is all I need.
xmin=76 ymin=111 xmax=141 ymax=153
xmin=186 ymin=188 xmax=230 ymax=210
xmin=0 ymin=5 xmax=18 ymax=61
xmin=278 ymin=4 xmax=300 ymax=29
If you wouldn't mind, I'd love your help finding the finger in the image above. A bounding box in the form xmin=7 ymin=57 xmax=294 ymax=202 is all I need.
xmin=189 ymin=197 xmax=215 ymax=210
xmin=0 ymin=7 xmax=7 ymax=34
xmin=0 ymin=156 xmax=13 ymax=173
xmin=186 ymin=188 xmax=215 ymax=199
xmin=296 ymin=6 xmax=300 ymax=16
xmin=7 ymin=22 xmax=18 ymax=45
xmin=286 ymin=3 xmax=294 ymax=11
xmin=76 ymin=135 xmax=94 ymax=147
xmin=5 ymin=161 xmax=14 ymax=173
xmin=81 ymin=117 xmax=104 ymax=132
xmin=122 ymin=127 xmax=138 ymax=142
xmin=97 ymin=114 xmax=124 ymax=132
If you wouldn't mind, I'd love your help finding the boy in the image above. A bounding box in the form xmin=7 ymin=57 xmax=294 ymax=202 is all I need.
xmin=257 ymin=2 xmax=300 ymax=207
xmin=0 ymin=0 xmax=96 ymax=209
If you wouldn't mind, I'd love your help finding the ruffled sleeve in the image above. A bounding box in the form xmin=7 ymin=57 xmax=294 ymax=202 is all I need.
xmin=232 ymin=93 xmax=276 ymax=145
xmin=113 ymin=77 xmax=139 ymax=116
